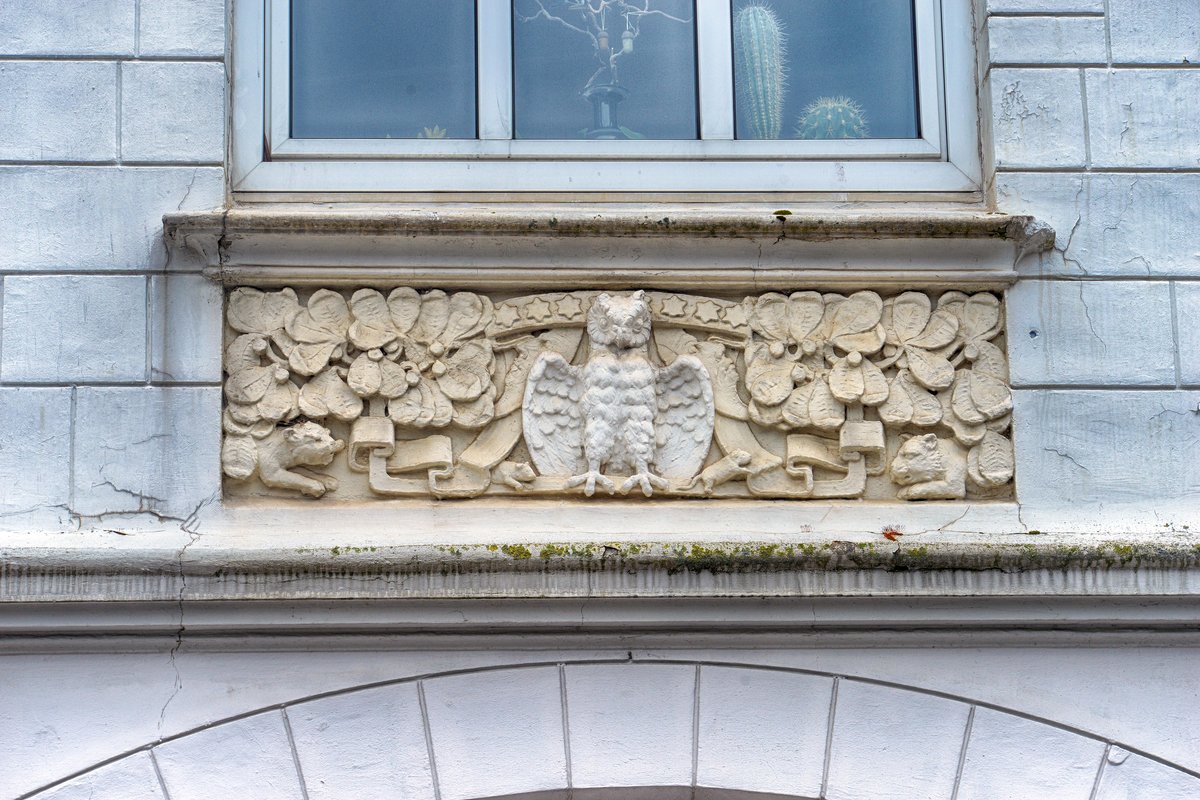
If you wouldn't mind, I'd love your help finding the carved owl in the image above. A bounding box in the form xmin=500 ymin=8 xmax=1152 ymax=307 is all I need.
xmin=522 ymin=291 xmax=715 ymax=496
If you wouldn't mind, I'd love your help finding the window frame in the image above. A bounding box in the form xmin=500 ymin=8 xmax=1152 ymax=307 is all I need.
xmin=231 ymin=0 xmax=981 ymax=194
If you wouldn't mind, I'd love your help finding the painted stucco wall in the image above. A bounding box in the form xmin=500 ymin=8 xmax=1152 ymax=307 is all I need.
xmin=1 ymin=1 xmax=1199 ymax=798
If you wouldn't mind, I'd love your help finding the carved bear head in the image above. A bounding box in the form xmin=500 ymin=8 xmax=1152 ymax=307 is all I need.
xmin=889 ymin=433 xmax=947 ymax=486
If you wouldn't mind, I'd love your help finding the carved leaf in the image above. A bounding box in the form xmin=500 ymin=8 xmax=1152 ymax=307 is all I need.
xmin=969 ymin=339 xmax=1009 ymax=381
xmin=877 ymin=374 xmax=913 ymax=427
xmin=782 ymin=382 xmax=815 ymax=428
xmin=221 ymin=435 xmax=258 ymax=479
xmin=453 ymin=392 xmax=495 ymax=430
xmin=288 ymin=341 xmax=340 ymax=377
xmin=299 ymin=368 xmax=362 ymax=422
xmin=389 ymin=380 xmax=433 ymax=427
xmin=226 ymin=401 xmax=262 ymax=425
xmin=749 ymin=399 xmax=785 ymax=428
xmin=962 ymin=293 xmax=1002 ymax=339
xmin=348 ymin=289 xmax=398 ymax=350
xmin=286 ymin=289 xmax=349 ymax=344
xmin=442 ymin=292 xmax=489 ymax=342
xmin=941 ymin=385 xmax=987 ymax=446
xmin=347 ymin=354 xmax=383 ymax=397
xmin=950 ymin=370 xmax=985 ymax=424
xmin=829 ymin=357 xmax=864 ymax=404
xmin=968 ymin=430 xmax=1014 ymax=487
xmin=377 ymin=358 xmax=411 ymax=398
xmin=258 ymin=379 xmax=299 ymax=422
xmin=438 ymin=341 xmax=493 ymax=402
xmin=860 ymin=359 xmax=889 ymax=406
xmin=224 ymin=334 xmax=268 ymax=375
xmin=808 ymin=380 xmax=845 ymax=431
xmin=387 ymin=287 xmax=422 ymax=334
xmin=969 ymin=371 xmax=1013 ymax=420
xmin=409 ymin=290 xmax=449 ymax=344
xmin=227 ymin=288 xmax=300 ymax=334
xmin=745 ymin=343 xmax=794 ymax=407
xmin=908 ymin=309 xmax=959 ymax=350
xmin=884 ymin=292 xmax=931 ymax=345
xmin=829 ymin=291 xmax=884 ymax=353
xmin=905 ymin=346 xmax=955 ymax=390
xmin=750 ymin=293 xmax=790 ymax=340
xmin=225 ymin=364 xmax=274 ymax=404
xmin=787 ymin=291 xmax=826 ymax=344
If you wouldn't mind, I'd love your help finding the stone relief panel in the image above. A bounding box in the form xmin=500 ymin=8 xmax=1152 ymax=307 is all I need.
xmin=222 ymin=287 xmax=1014 ymax=501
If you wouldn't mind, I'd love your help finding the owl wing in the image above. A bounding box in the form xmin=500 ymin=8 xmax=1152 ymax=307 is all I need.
xmin=522 ymin=351 xmax=586 ymax=476
xmin=653 ymin=355 xmax=715 ymax=480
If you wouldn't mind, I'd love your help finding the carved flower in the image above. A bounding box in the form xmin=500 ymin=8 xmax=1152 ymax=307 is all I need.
xmin=879 ymin=292 xmax=958 ymax=390
xmin=280 ymin=290 xmax=352 ymax=376
xmin=223 ymin=333 xmax=300 ymax=425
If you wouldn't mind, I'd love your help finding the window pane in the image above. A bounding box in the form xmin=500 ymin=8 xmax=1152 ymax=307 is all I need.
xmin=732 ymin=0 xmax=918 ymax=140
xmin=291 ymin=0 xmax=476 ymax=139
xmin=513 ymin=0 xmax=698 ymax=140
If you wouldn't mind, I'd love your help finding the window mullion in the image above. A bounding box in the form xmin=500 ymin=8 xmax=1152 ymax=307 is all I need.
xmin=696 ymin=0 xmax=734 ymax=141
xmin=478 ymin=0 xmax=514 ymax=140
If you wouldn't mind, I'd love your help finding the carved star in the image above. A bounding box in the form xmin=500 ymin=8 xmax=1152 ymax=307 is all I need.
xmin=722 ymin=303 xmax=748 ymax=329
xmin=524 ymin=297 xmax=554 ymax=322
xmin=660 ymin=295 xmax=688 ymax=317
xmin=554 ymin=294 xmax=584 ymax=318
xmin=494 ymin=303 xmax=521 ymax=329
xmin=694 ymin=299 xmax=723 ymax=324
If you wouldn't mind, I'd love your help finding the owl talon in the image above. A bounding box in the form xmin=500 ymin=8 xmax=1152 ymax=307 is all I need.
xmin=566 ymin=470 xmax=615 ymax=496
xmin=619 ymin=472 xmax=670 ymax=497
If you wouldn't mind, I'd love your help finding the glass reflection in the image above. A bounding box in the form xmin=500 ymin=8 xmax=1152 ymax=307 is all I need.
xmin=732 ymin=0 xmax=919 ymax=140
xmin=514 ymin=0 xmax=698 ymax=140
xmin=291 ymin=0 xmax=476 ymax=139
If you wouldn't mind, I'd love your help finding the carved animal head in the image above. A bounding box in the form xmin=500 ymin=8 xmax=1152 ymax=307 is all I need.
xmin=889 ymin=433 xmax=946 ymax=486
xmin=588 ymin=291 xmax=652 ymax=350
xmin=282 ymin=421 xmax=345 ymax=467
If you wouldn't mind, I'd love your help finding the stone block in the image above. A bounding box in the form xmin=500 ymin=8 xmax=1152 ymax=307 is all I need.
xmin=0 ymin=62 xmax=117 ymax=161
xmin=72 ymin=387 xmax=221 ymax=520
xmin=0 ymin=388 xmax=73 ymax=520
xmin=1109 ymin=1 xmax=1200 ymax=64
xmin=956 ymin=708 xmax=1105 ymax=800
xmin=1012 ymin=389 xmax=1200 ymax=506
xmin=998 ymin=173 xmax=1200 ymax=278
xmin=0 ymin=167 xmax=223 ymax=271
xmin=150 ymin=274 xmax=223 ymax=382
xmin=1177 ymin=282 xmax=1200 ymax=384
xmin=288 ymin=684 xmax=434 ymax=800
xmin=153 ymin=712 xmax=303 ymax=800
xmin=696 ymin=666 xmax=831 ymax=797
xmin=1 ymin=275 xmax=147 ymax=382
xmin=424 ymin=666 xmax=567 ymax=800
xmin=825 ymin=681 xmax=970 ymax=800
xmin=988 ymin=16 xmax=1106 ymax=65
xmin=1095 ymin=749 xmax=1200 ymax=800
xmin=120 ymin=62 xmax=224 ymax=163
xmin=1006 ymin=280 xmax=1176 ymax=385
xmin=1087 ymin=69 xmax=1200 ymax=168
xmin=987 ymin=0 xmax=1103 ymax=11
xmin=138 ymin=0 xmax=225 ymax=57
xmin=32 ymin=752 xmax=164 ymax=800
xmin=566 ymin=663 xmax=695 ymax=788
xmin=990 ymin=69 xmax=1086 ymax=168
xmin=0 ymin=0 xmax=135 ymax=56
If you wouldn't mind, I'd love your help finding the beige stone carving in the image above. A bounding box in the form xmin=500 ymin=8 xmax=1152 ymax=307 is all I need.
xmin=221 ymin=287 xmax=1014 ymax=501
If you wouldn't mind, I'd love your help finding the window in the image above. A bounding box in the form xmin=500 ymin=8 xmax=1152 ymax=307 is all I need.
xmin=232 ymin=0 xmax=980 ymax=193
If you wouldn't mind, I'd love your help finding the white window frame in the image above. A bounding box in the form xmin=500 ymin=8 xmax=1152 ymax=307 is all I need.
xmin=231 ymin=0 xmax=981 ymax=194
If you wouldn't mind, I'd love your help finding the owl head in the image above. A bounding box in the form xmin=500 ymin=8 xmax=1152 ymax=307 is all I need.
xmin=588 ymin=290 xmax=652 ymax=350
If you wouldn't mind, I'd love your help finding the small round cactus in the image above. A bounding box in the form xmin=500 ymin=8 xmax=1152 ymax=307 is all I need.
xmin=734 ymin=4 xmax=786 ymax=140
xmin=795 ymin=96 xmax=869 ymax=139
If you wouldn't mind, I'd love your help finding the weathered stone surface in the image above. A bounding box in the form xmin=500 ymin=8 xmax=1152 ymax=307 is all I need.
xmin=288 ymin=684 xmax=434 ymax=800
xmin=425 ymin=667 xmax=567 ymax=800
xmin=0 ymin=387 xmax=73 ymax=523
xmin=1176 ymin=282 xmax=1200 ymax=384
xmin=0 ymin=62 xmax=117 ymax=161
xmin=138 ymin=0 xmax=225 ymax=57
xmin=988 ymin=16 xmax=1106 ymax=65
xmin=1109 ymin=0 xmax=1200 ymax=63
xmin=0 ymin=166 xmax=223 ymax=271
xmin=153 ymin=712 xmax=303 ymax=800
xmin=0 ymin=0 xmax=135 ymax=55
xmin=1006 ymin=279 xmax=1176 ymax=385
xmin=990 ymin=68 xmax=1086 ymax=168
xmin=956 ymin=708 xmax=1105 ymax=800
xmin=1 ymin=275 xmax=147 ymax=382
xmin=33 ymin=752 xmax=165 ymax=800
xmin=1095 ymin=749 xmax=1200 ymax=799
xmin=825 ymin=680 xmax=971 ymax=800
xmin=120 ymin=62 xmax=224 ymax=162
xmin=221 ymin=287 xmax=1014 ymax=502
xmin=1086 ymin=69 xmax=1200 ymax=168
xmin=987 ymin=0 xmax=1103 ymax=12
xmin=150 ymin=274 xmax=223 ymax=382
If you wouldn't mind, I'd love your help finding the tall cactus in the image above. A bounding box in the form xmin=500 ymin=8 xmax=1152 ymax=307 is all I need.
xmin=795 ymin=96 xmax=869 ymax=139
xmin=734 ymin=4 xmax=786 ymax=140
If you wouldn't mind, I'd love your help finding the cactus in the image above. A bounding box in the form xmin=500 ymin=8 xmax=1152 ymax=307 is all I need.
xmin=734 ymin=4 xmax=786 ymax=140
xmin=795 ymin=96 xmax=869 ymax=139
